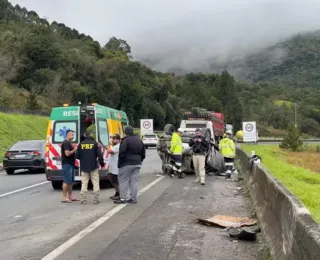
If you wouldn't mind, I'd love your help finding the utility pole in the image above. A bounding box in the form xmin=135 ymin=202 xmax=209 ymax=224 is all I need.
xmin=294 ymin=103 xmax=297 ymax=128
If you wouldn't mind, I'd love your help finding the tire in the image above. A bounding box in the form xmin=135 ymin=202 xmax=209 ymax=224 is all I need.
xmin=6 ymin=169 xmax=14 ymax=175
xmin=201 ymin=128 xmax=212 ymax=142
xmin=145 ymin=145 xmax=148 ymax=149
xmin=163 ymin=124 xmax=175 ymax=136
xmin=51 ymin=181 xmax=63 ymax=190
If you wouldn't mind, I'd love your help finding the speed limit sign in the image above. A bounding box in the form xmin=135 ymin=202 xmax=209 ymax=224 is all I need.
xmin=243 ymin=121 xmax=257 ymax=142
xmin=143 ymin=121 xmax=151 ymax=129
xmin=245 ymin=123 xmax=254 ymax=132
xmin=140 ymin=119 xmax=154 ymax=135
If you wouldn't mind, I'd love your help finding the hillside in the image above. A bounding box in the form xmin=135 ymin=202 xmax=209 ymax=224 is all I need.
xmin=222 ymin=31 xmax=320 ymax=88
xmin=0 ymin=0 xmax=320 ymax=137
xmin=0 ymin=112 xmax=48 ymax=161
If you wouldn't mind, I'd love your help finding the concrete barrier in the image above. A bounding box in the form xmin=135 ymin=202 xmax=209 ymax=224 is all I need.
xmin=235 ymin=148 xmax=320 ymax=260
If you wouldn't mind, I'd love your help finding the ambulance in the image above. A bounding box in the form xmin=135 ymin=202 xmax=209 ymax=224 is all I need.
xmin=45 ymin=103 xmax=129 ymax=189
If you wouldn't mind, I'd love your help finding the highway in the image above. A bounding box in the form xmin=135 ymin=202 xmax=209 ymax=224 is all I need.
xmin=0 ymin=149 xmax=267 ymax=260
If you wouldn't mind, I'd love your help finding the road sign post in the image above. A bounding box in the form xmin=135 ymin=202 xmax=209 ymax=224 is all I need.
xmin=242 ymin=121 xmax=257 ymax=143
xmin=140 ymin=119 xmax=154 ymax=137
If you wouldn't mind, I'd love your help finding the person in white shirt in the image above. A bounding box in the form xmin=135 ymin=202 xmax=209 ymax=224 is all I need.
xmin=107 ymin=134 xmax=121 ymax=200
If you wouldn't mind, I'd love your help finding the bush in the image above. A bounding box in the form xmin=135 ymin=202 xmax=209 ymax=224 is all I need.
xmin=279 ymin=123 xmax=303 ymax=151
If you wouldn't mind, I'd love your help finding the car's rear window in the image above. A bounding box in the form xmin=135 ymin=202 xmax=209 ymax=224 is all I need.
xmin=144 ymin=135 xmax=157 ymax=138
xmin=10 ymin=141 xmax=42 ymax=150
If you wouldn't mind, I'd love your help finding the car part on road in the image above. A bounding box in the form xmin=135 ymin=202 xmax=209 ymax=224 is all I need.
xmin=228 ymin=227 xmax=258 ymax=241
xmin=197 ymin=215 xmax=257 ymax=228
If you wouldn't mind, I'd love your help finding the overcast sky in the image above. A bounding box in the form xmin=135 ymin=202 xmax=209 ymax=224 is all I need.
xmin=10 ymin=0 xmax=320 ymax=72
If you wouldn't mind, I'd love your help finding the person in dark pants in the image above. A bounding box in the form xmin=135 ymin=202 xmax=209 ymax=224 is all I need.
xmin=107 ymin=134 xmax=121 ymax=200
xmin=76 ymin=129 xmax=105 ymax=204
xmin=61 ymin=129 xmax=77 ymax=203
xmin=114 ymin=127 xmax=146 ymax=204
xmin=189 ymin=128 xmax=209 ymax=185
xmin=219 ymin=130 xmax=235 ymax=179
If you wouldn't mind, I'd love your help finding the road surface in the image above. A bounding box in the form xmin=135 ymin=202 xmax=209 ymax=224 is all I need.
xmin=0 ymin=149 xmax=268 ymax=260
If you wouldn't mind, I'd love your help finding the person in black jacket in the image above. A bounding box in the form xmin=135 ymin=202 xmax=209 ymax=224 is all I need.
xmin=76 ymin=129 xmax=105 ymax=205
xmin=114 ymin=126 xmax=146 ymax=204
xmin=189 ymin=128 xmax=209 ymax=185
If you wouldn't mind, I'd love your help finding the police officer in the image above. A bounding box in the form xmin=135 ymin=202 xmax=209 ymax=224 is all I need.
xmin=76 ymin=129 xmax=105 ymax=204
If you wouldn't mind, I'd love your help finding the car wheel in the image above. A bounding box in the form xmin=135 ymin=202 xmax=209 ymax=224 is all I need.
xmin=51 ymin=181 xmax=63 ymax=190
xmin=6 ymin=169 xmax=15 ymax=175
xmin=145 ymin=145 xmax=148 ymax=149
xmin=163 ymin=124 xmax=175 ymax=136
xmin=201 ymin=128 xmax=212 ymax=142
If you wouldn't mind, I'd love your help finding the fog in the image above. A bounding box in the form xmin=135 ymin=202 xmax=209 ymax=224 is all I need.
xmin=10 ymin=0 xmax=320 ymax=73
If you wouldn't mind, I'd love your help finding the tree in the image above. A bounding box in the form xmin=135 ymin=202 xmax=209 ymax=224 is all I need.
xmin=104 ymin=37 xmax=131 ymax=54
xmin=300 ymin=118 xmax=320 ymax=137
xmin=279 ymin=123 xmax=303 ymax=151
xmin=26 ymin=92 xmax=41 ymax=111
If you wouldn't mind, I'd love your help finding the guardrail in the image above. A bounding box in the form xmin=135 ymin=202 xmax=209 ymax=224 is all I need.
xmin=237 ymin=139 xmax=320 ymax=143
xmin=0 ymin=106 xmax=50 ymax=116
xmin=236 ymin=149 xmax=320 ymax=260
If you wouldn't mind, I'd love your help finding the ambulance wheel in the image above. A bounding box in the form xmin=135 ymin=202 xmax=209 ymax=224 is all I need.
xmin=201 ymin=128 xmax=211 ymax=142
xmin=51 ymin=181 xmax=63 ymax=190
xmin=163 ymin=124 xmax=175 ymax=136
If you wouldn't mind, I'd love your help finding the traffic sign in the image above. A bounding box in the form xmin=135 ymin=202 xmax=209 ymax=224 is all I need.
xmin=243 ymin=121 xmax=257 ymax=143
xmin=140 ymin=119 xmax=154 ymax=135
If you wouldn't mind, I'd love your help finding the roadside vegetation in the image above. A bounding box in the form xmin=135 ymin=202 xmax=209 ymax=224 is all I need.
xmin=0 ymin=113 xmax=48 ymax=161
xmin=242 ymin=144 xmax=320 ymax=223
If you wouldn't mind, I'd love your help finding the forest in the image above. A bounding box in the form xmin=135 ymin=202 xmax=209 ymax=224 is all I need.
xmin=1 ymin=0 xmax=320 ymax=137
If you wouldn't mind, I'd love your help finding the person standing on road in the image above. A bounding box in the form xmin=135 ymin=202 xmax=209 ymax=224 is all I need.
xmin=76 ymin=129 xmax=105 ymax=205
xmin=107 ymin=134 xmax=121 ymax=200
xmin=189 ymin=128 xmax=209 ymax=185
xmin=169 ymin=128 xmax=184 ymax=178
xmin=61 ymin=129 xmax=77 ymax=203
xmin=114 ymin=126 xmax=146 ymax=204
xmin=219 ymin=130 xmax=235 ymax=179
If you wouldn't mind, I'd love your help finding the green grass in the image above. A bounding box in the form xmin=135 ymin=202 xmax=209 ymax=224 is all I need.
xmin=242 ymin=144 xmax=320 ymax=223
xmin=0 ymin=113 xmax=48 ymax=161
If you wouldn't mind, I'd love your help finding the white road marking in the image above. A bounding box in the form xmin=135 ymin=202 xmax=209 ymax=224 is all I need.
xmin=42 ymin=175 xmax=165 ymax=260
xmin=0 ymin=181 xmax=49 ymax=198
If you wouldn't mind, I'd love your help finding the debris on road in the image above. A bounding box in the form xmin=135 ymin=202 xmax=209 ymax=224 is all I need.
xmin=197 ymin=215 xmax=257 ymax=228
xmin=228 ymin=227 xmax=258 ymax=241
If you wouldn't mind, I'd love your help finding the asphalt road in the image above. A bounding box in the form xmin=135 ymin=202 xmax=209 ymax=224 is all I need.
xmin=0 ymin=149 xmax=268 ymax=260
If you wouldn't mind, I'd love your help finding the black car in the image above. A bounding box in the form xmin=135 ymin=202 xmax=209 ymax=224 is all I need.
xmin=3 ymin=140 xmax=46 ymax=175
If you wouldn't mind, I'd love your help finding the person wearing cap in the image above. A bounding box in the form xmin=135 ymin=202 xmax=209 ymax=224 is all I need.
xmin=169 ymin=128 xmax=184 ymax=178
xmin=76 ymin=129 xmax=105 ymax=204
xmin=114 ymin=126 xmax=146 ymax=204
xmin=189 ymin=128 xmax=209 ymax=185
xmin=107 ymin=134 xmax=121 ymax=200
xmin=219 ymin=130 xmax=235 ymax=179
